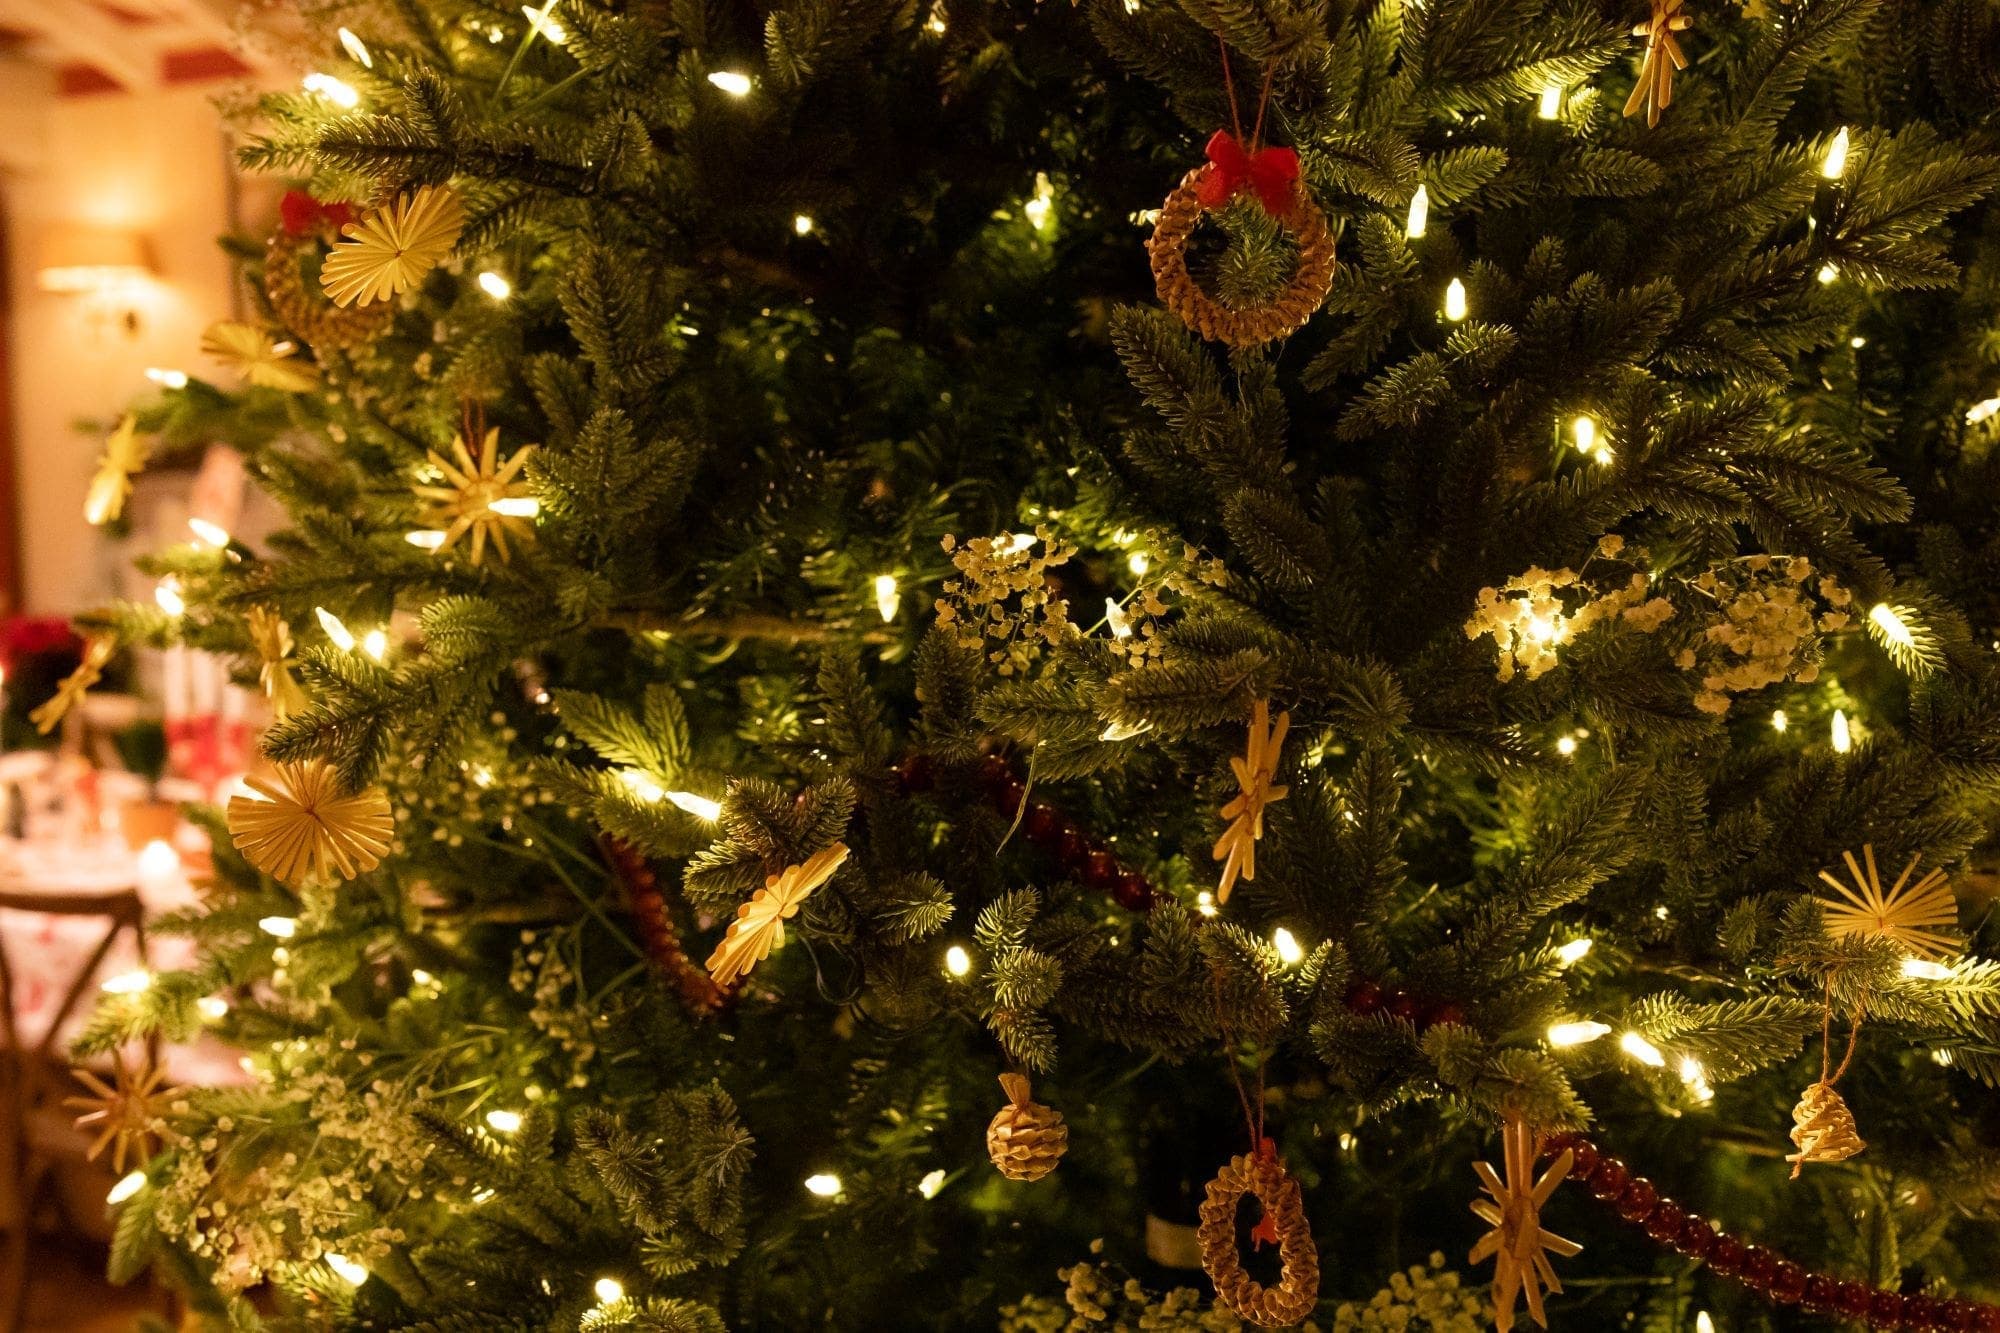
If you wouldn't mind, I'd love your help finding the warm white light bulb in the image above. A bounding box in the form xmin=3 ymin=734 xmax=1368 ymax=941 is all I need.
xmin=943 ymin=944 xmax=972 ymax=977
xmin=196 ymin=995 xmax=230 ymax=1020
xmin=1127 ymin=551 xmax=1150 ymax=576
xmin=259 ymin=916 xmax=298 ymax=939
xmin=325 ymin=1253 xmax=368 ymax=1286
xmin=338 ymin=27 xmax=372 ymax=67
xmin=1968 ymin=396 xmax=2000 ymax=425
xmin=593 ymin=1277 xmax=625 ymax=1305
xmin=1537 ymin=84 xmax=1562 ymax=119
xmin=138 ymin=839 xmax=179 ymax=880
xmin=146 ymin=367 xmax=189 ymax=389
xmin=1547 ymin=1020 xmax=1611 ymax=1048
xmin=1527 ymin=616 xmax=1558 ymax=644
xmin=1868 ymin=602 xmax=1915 ymax=649
xmin=1695 ymin=1313 xmax=1715 ymax=1333
xmin=1678 ymin=1055 xmax=1714 ymax=1102
xmin=666 ymin=790 xmax=723 ymax=821
xmin=155 ymin=578 xmax=186 ymax=617
xmin=804 ymin=1172 xmax=842 ymax=1197
xmin=1023 ymin=172 xmax=1055 ymax=231
xmin=1104 ymin=598 xmax=1132 ymax=640
xmin=315 ymin=607 xmax=356 ymax=652
xmin=407 ymin=530 xmax=448 ymax=550
xmin=1771 ymin=708 xmax=1788 ymax=733
xmin=1571 ymin=415 xmax=1596 ymax=453
xmin=488 ymin=497 xmax=540 ymax=517
xmin=794 ymin=214 xmax=815 ymax=236
xmin=477 ymin=270 xmax=512 ymax=300
xmin=1817 ymin=263 xmax=1839 ymax=285
xmin=619 ymin=769 xmax=667 ymax=803
xmin=1555 ymin=938 xmax=1593 ymax=966
xmin=1443 ymin=277 xmax=1468 ymax=321
xmin=1271 ymin=927 xmax=1305 ymax=966
xmin=107 ymin=1171 xmax=147 ymax=1205
xmin=523 ymin=3 xmax=568 ymax=43
xmin=1821 ymin=126 xmax=1850 ymax=180
xmin=100 ymin=969 xmax=151 ymax=995
xmin=1195 ymin=890 xmax=1218 ymax=919
xmin=1831 ymin=708 xmax=1852 ymax=753
xmin=1405 ymin=184 xmax=1429 ymax=239
xmin=1901 ymin=957 xmax=1953 ymax=981
xmin=874 ymin=574 xmax=899 ymax=623
xmin=917 ymin=1168 xmax=946 ymax=1199
xmin=362 ymin=629 xmax=389 ymax=662
xmin=302 ymin=72 xmax=360 ymax=109
xmin=1619 ymin=1031 xmax=1667 ymax=1067
xmin=707 ymin=70 xmax=753 ymax=96
xmin=189 ymin=517 xmax=231 ymax=548
xmin=485 ymin=1109 xmax=523 ymax=1133
xmin=1555 ymin=735 xmax=1578 ymax=757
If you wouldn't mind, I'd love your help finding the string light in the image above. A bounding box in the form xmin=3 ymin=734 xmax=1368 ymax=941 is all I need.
xmin=1817 ymin=263 xmax=1839 ymax=284
xmin=1127 ymin=551 xmax=1150 ymax=577
xmin=522 ymin=2 xmax=568 ymax=43
xmin=106 ymin=1171 xmax=146 ymax=1205
xmin=1901 ymin=957 xmax=1953 ymax=981
xmin=1696 ymin=1311 xmax=1715 ymax=1333
xmin=338 ymin=26 xmax=372 ymax=67
xmin=1271 ymin=927 xmax=1305 ymax=966
xmin=1404 ymin=184 xmax=1429 ymax=239
xmin=618 ymin=769 xmax=668 ymax=803
xmin=1556 ymin=938 xmax=1593 ymax=966
xmin=1868 ymin=602 xmax=1916 ymax=651
xmin=154 ymin=578 xmax=185 ymax=616
xmin=100 ymin=969 xmax=150 ymax=995
xmin=707 ymin=70 xmax=753 ymax=96
xmin=593 ymin=1277 xmax=625 ymax=1305
xmin=1771 ymin=708 xmax=1788 ymax=732
xmin=1678 ymin=1055 xmax=1714 ymax=1103
xmin=1023 ymin=172 xmax=1055 ymax=231
xmin=1619 ymin=1031 xmax=1667 ymax=1067
xmin=315 ymin=607 xmax=357 ymax=652
xmin=1537 ymin=84 xmax=1562 ymax=119
xmin=302 ymin=72 xmax=360 ymax=109
xmin=362 ymin=628 xmax=389 ymax=662
xmin=1820 ymin=126 xmax=1850 ymax=180
xmin=325 ymin=1253 xmax=369 ymax=1286
xmin=1570 ymin=415 xmax=1597 ymax=453
xmin=1547 ymin=1020 xmax=1611 ymax=1048
xmin=1195 ymin=890 xmax=1219 ymax=919
xmin=477 ymin=270 xmax=512 ymax=300
xmin=1443 ymin=277 xmax=1468 ymax=321
xmin=196 ymin=996 xmax=230 ymax=1020
xmin=189 ymin=517 xmax=231 ymax=548
xmin=1831 ymin=708 xmax=1852 ymax=753
xmin=1850 ymin=335 xmax=1866 ymax=349
xmin=406 ymin=530 xmax=448 ymax=550
xmin=666 ymin=790 xmax=723 ymax=821
xmin=1555 ymin=735 xmax=1578 ymax=757
xmin=145 ymin=367 xmax=188 ymax=389
xmin=804 ymin=1172 xmax=843 ymax=1197
xmin=917 ymin=1168 xmax=947 ymax=1199
xmin=489 ymin=496 xmax=540 ymax=517
xmin=874 ymin=574 xmax=899 ymax=623
xmin=943 ymin=944 xmax=972 ymax=977
xmin=485 ymin=1109 xmax=523 ymax=1133
xmin=923 ymin=6 xmax=947 ymax=34
xmin=1104 ymin=598 xmax=1132 ymax=639
xmin=258 ymin=916 xmax=298 ymax=939
xmin=1968 ymin=396 xmax=2000 ymax=425
xmin=794 ymin=214 xmax=815 ymax=236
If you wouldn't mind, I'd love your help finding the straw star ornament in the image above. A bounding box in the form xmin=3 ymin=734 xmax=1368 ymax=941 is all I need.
xmin=246 ymin=607 xmax=307 ymax=721
xmin=1815 ymin=844 xmax=1960 ymax=960
xmin=65 ymin=1050 xmax=188 ymax=1175
xmin=1470 ymin=1115 xmax=1581 ymax=1333
xmin=84 ymin=414 xmax=150 ymax=526
xmin=227 ymin=761 xmax=394 ymax=886
xmin=320 ymin=184 xmax=465 ymax=307
xmin=706 ymin=842 xmax=850 ymax=987
xmin=31 ymin=636 xmax=114 ymax=735
xmin=1212 ymin=699 xmax=1290 ymax=903
xmin=413 ymin=429 xmax=540 ymax=566
xmin=200 ymin=321 xmax=319 ymax=393
xmin=1625 ymin=0 xmax=1694 ymax=128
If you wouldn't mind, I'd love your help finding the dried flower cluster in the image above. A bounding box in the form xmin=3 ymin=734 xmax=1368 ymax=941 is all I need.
xmin=1105 ymin=535 xmax=1229 ymax=668
xmin=999 ymin=1244 xmax=1256 ymax=1332
xmin=935 ymin=529 xmax=1077 ymax=675
xmin=1465 ymin=539 xmax=1675 ymax=683
xmin=1678 ymin=555 xmax=1851 ymax=714
xmin=1332 ymin=1254 xmax=1487 ymax=1332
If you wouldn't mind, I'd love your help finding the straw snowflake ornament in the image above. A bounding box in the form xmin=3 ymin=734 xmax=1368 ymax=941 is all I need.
xmin=84 ymin=414 xmax=150 ymax=526
xmin=1470 ymin=1115 xmax=1581 ymax=1332
xmin=200 ymin=321 xmax=318 ymax=393
xmin=706 ymin=842 xmax=849 ymax=986
xmin=1212 ymin=699 xmax=1290 ymax=903
xmin=30 ymin=636 xmax=114 ymax=735
xmin=413 ymin=429 xmax=540 ymax=566
xmin=65 ymin=1050 xmax=188 ymax=1174
xmin=227 ymin=761 xmax=395 ymax=886
xmin=1814 ymin=844 xmax=1960 ymax=960
xmin=321 ymin=184 xmax=465 ymax=307
xmin=246 ymin=607 xmax=307 ymax=721
xmin=1625 ymin=0 xmax=1694 ymax=128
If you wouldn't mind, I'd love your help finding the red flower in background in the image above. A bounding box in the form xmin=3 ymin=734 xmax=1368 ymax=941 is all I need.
xmin=0 ymin=616 xmax=82 ymax=674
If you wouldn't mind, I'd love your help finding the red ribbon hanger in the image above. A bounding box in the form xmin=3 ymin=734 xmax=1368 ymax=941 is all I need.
xmin=1201 ymin=39 xmax=1295 ymax=216
xmin=280 ymin=189 xmax=358 ymax=236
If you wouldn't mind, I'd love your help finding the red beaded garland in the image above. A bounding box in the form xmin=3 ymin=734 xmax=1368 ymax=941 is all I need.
xmin=1538 ymin=1132 xmax=1999 ymax=1330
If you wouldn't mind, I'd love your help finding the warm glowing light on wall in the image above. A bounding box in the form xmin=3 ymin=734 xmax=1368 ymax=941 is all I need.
xmin=36 ymin=227 xmax=154 ymax=294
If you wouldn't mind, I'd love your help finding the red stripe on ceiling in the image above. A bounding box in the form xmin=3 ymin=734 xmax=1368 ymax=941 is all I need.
xmin=162 ymin=46 xmax=253 ymax=83
xmin=56 ymin=62 xmax=126 ymax=96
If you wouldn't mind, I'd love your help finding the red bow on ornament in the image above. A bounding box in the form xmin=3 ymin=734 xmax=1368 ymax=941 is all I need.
xmin=1248 ymin=1135 xmax=1283 ymax=1248
xmin=1196 ymin=130 xmax=1300 ymax=215
xmin=280 ymin=190 xmax=359 ymax=237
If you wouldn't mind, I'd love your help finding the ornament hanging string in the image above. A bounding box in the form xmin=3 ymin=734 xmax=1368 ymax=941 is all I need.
xmin=1818 ymin=979 xmax=1863 ymax=1088
xmin=1214 ymin=36 xmax=1277 ymax=155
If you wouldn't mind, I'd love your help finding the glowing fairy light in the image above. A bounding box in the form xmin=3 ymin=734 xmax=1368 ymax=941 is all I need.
xmin=338 ymin=27 xmax=372 ymax=67
xmin=874 ymin=574 xmax=899 ymax=623
xmin=918 ymin=1168 xmax=947 ymax=1199
xmin=488 ymin=497 xmax=540 ymax=517
xmin=107 ymin=1171 xmax=146 ymax=1205
xmin=1771 ymin=708 xmax=1788 ymax=733
xmin=1537 ymin=85 xmax=1562 ymax=119
xmin=1817 ymin=263 xmax=1839 ymax=284
xmin=325 ymin=1253 xmax=368 ymax=1286
xmin=1902 ymin=957 xmax=1953 ymax=981
xmin=1023 ymin=172 xmax=1055 ymax=231
xmin=1443 ymin=277 xmax=1468 ymax=321
xmin=302 ymin=72 xmax=360 ymax=109
xmin=484 ymin=1109 xmax=522 ymax=1133
xmin=1555 ymin=938 xmax=1593 ymax=966
xmin=362 ymin=629 xmax=389 ymax=662
xmin=1127 ymin=551 xmax=1150 ymax=576
xmin=1271 ymin=927 xmax=1305 ymax=966
xmin=1968 ymin=396 xmax=2000 ymax=425
xmin=1868 ymin=602 xmax=1915 ymax=651
xmin=477 ymin=270 xmax=512 ymax=300
xmin=100 ymin=969 xmax=150 ymax=995
xmin=522 ymin=3 xmax=567 ymax=43
xmin=804 ymin=1172 xmax=842 ymax=1197
xmin=154 ymin=578 xmax=185 ymax=616
xmin=794 ymin=214 xmax=815 ymax=236
xmin=1696 ymin=1312 xmax=1716 ymax=1333
xmin=406 ymin=530 xmax=447 ymax=550
xmin=1195 ymin=890 xmax=1218 ymax=919
xmin=1555 ymin=735 xmax=1578 ymax=757
xmin=1821 ymin=126 xmax=1850 ymax=180
xmin=1405 ymin=184 xmax=1429 ymax=239
xmin=593 ymin=1277 xmax=625 ymax=1305
xmin=189 ymin=517 xmax=231 ymax=548
xmin=618 ymin=769 xmax=667 ymax=803
xmin=1678 ymin=1055 xmax=1714 ymax=1103
xmin=1526 ymin=616 xmax=1558 ymax=644
xmin=146 ymin=367 xmax=188 ymax=389
xmin=943 ymin=945 xmax=972 ymax=977
xmin=1619 ymin=1031 xmax=1667 ymax=1067
xmin=1831 ymin=708 xmax=1852 ymax=753
xmin=707 ymin=70 xmax=753 ymax=96
xmin=666 ymin=790 xmax=722 ymax=821
xmin=315 ymin=607 xmax=356 ymax=652
xmin=1547 ymin=1021 xmax=1611 ymax=1048
xmin=1571 ymin=415 xmax=1597 ymax=453
xmin=259 ymin=916 xmax=298 ymax=939
xmin=1104 ymin=598 xmax=1132 ymax=639
xmin=196 ymin=996 xmax=230 ymax=1020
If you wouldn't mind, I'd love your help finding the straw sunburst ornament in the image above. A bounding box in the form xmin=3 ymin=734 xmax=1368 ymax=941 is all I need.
xmin=412 ymin=428 xmax=539 ymax=566
xmin=1470 ymin=1114 xmax=1581 ymax=1333
xmin=227 ymin=761 xmax=394 ymax=886
xmin=246 ymin=607 xmax=307 ymax=721
xmin=200 ymin=321 xmax=318 ymax=393
xmin=30 ymin=636 xmax=114 ymax=735
xmin=1211 ymin=699 xmax=1290 ymax=903
xmin=706 ymin=842 xmax=850 ymax=987
xmin=320 ymin=184 xmax=465 ymax=307
xmin=84 ymin=415 xmax=150 ymax=526
xmin=1625 ymin=0 xmax=1694 ymax=128
xmin=65 ymin=1050 xmax=187 ymax=1174
xmin=1815 ymin=844 xmax=1960 ymax=960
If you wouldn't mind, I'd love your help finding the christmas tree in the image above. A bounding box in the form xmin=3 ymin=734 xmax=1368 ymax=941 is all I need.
xmin=59 ymin=0 xmax=2000 ymax=1327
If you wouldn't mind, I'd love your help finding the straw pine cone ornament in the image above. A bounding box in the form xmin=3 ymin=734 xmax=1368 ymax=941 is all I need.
xmin=1788 ymin=1080 xmax=1865 ymax=1178
xmin=1197 ymin=1139 xmax=1320 ymax=1327
xmin=986 ymin=1073 xmax=1067 ymax=1182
